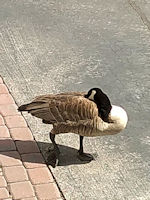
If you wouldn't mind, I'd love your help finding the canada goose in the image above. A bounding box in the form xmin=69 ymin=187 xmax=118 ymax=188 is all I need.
xmin=18 ymin=88 xmax=128 ymax=166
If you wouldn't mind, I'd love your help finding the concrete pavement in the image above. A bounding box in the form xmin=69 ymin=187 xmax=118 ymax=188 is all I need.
xmin=0 ymin=0 xmax=150 ymax=199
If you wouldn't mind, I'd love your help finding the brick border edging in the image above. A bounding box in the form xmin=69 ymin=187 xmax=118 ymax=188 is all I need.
xmin=0 ymin=76 xmax=64 ymax=200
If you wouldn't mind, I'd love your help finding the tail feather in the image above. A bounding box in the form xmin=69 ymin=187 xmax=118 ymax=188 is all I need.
xmin=18 ymin=104 xmax=30 ymax=112
xmin=18 ymin=102 xmax=48 ymax=112
xmin=18 ymin=101 xmax=55 ymax=124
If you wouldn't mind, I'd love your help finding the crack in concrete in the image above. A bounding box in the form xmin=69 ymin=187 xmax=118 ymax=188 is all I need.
xmin=128 ymin=0 xmax=150 ymax=31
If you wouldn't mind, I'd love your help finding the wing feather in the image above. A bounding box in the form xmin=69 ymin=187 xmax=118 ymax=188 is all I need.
xmin=19 ymin=93 xmax=98 ymax=124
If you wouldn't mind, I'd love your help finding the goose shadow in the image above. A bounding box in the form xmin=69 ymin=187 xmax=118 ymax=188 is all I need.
xmin=0 ymin=139 xmax=96 ymax=167
xmin=38 ymin=141 xmax=96 ymax=167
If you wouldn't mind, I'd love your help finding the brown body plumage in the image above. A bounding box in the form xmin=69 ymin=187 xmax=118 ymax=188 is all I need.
xmin=19 ymin=92 xmax=99 ymax=136
xmin=18 ymin=92 xmax=127 ymax=137
xmin=18 ymin=88 xmax=128 ymax=166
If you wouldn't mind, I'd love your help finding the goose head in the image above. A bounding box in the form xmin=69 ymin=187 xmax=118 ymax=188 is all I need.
xmin=85 ymin=88 xmax=112 ymax=122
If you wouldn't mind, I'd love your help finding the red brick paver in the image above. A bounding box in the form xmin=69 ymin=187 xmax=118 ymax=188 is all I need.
xmin=0 ymin=175 xmax=7 ymax=187
xmin=0 ymin=77 xmax=3 ymax=84
xmin=0 ymin=126 xmax=10 ymax=138
xmin=0 ymin=84 xmax=9 ymax=94
xmin=27 ymin=167 xmax=54 ymax=184
xmin=0 ymin=188 xmax=9 ymax=199
xmin=21 ymin=197 xmax=38 ymax=200
xmin=21 ymin=153 xmax=46 ymax=169
xmin=0 ymin=104 xmax=20 ymax=117
xmin=0 ymin=115 xmax=5 ymax=126
xmin=0 ymin=151 xmax=22 ymax=167
xmin=0 ymin=76 xmax=63 ymax=200
xmin=3 ymin=166 xmax=28 ymax=183
xmin=5 ymin=115 xmax=27 ymax=128
xmin=16 ymin=140 xmax=40 ymax=154
xmin=9 ymin=181 xmax=35 ymax=199
xmin=0 ymin=94 xmax=14 ymax=105
xmin=0 ymin=138 xmax=16 ymax=152
xmin=34 ymin=183 xmax=61 ymax=200
xmin=10 ymin=127 xmax=34 ymax=140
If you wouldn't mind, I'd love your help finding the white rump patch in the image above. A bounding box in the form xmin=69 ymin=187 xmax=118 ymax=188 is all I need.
xmin=88 ymin=90 xmax=96 ymax=100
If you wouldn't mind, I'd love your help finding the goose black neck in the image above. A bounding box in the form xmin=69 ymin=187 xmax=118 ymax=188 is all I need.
xmin=93 ymin=89 xmax=112 ymax=122
xmin=85 ymin=88 xmax=112 ymax=122
xmin=96 ymin=103 xmax=112 ymax=122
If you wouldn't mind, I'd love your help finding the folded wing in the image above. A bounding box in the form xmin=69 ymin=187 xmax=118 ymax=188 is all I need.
xmin=18 ymin=92 xmax=99 ymax=124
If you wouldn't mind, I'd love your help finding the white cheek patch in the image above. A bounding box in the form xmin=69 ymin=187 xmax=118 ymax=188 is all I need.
xmin=88 ymin=90 xmax=96 ymax=100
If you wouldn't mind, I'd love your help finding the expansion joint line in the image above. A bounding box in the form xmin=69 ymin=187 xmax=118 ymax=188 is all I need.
xmin=128 ymin=0 xmax=150 ymax=31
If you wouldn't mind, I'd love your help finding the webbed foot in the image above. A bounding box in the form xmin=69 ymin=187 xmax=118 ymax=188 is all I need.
xmin=77 ymin=151 xmax=94 ymax=161
xmin=47 ymin=148 xmax=60 ymax=168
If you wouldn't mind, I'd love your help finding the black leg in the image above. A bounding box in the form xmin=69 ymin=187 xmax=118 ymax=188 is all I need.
xmin=47 ymin=132 xmax=60 ymax=167
xmin=50 ymin=133 xmax=60 ymax=152
xmin=79 ymin=135 xmax=84 ymax=154
xmin=77 ymin=135 xmax=94 ymax=161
